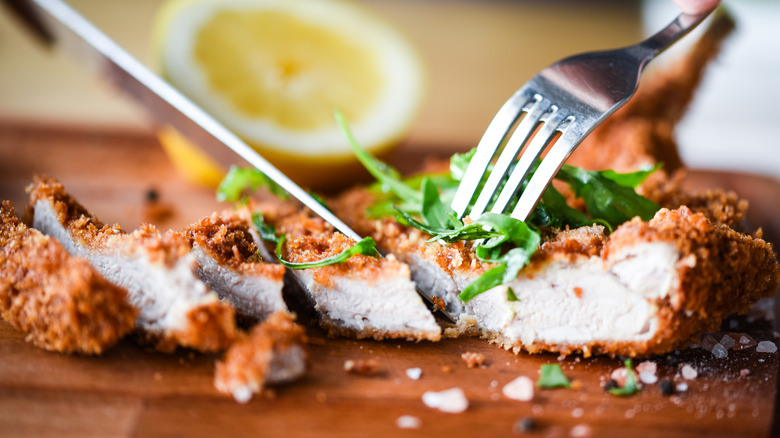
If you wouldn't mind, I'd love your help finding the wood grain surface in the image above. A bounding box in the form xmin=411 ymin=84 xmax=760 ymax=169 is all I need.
xmin=1 ymin=121 xmax=779 ymax=438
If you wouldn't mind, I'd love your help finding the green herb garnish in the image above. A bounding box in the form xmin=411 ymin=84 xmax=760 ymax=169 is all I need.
xmin=274 ymin=235 xmax=380 ymax=269
xmin=335 ymin=110 xmax=662 ymax=301
xmin=217 ymin=170 xmax=375 ymax=271
xmin=537 ymin=363 xmax=571 ymax=389
xmin=217 ymin=165 xmax=289 ymax=203
xmin=250 ymin=211 xmax=279 ymax=243
xmin=608 ymin=359 xmax=641 ymax=396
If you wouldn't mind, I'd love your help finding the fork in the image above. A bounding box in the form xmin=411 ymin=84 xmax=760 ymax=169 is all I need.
xmin=451 ymin=9 xmax=714 ymax=222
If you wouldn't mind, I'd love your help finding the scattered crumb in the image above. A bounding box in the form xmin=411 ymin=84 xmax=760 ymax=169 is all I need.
xmin=441 ymin=365 xmax=453 ymax=373
xmin=396 ymin=415 xmax=422 ymax=429
xmin=461 ymin=351 xmax=486 ymax=368
xmin=344 ymin=359 xmax=379 ymax=376
xmin=681 ymin=364 xmax=698 ymax=380
xmin=570 ymin=424 xmax=592 ymax=437
xmin=422 ymin=388 xmax=469 ymax=413
xmin=740 ymin=368 xmax=751 ymax=377
xmin=570 ymin=379 xmax=582 ymax=391
xmin=571 ymin=408 xmax=584 ymax=418
xmin=431 ymin=296 xmax=446 ymax=312
xmin=502 ymin=376 xmax=534 ymax=402
xmin=406 ymin=367 xmax=422 ymax=380
xmin=756 ymin=341 xmax=777 ymax=353
xmin=316 ymin=392 xmax=327 ymax=402
xmin=676 ymin=382 xmax=689 ymax=392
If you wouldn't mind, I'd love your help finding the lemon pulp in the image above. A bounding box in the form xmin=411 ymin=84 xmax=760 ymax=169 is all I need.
xmin=153 ymin=0 xmax=425 ymax=189
xmin=195 ymin=10 xmax=382 ymax=130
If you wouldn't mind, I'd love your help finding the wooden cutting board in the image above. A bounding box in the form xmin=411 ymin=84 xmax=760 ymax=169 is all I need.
xmin=1 ymin=121 xmax=779 ymax=438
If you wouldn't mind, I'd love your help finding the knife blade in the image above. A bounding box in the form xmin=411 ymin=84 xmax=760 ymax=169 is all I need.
xmin=3 ymin=0 xmax=456 ymax=323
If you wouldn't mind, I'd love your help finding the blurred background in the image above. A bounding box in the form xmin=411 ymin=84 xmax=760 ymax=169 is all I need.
xmin=1 ymin=0 xmax=778 ymax=179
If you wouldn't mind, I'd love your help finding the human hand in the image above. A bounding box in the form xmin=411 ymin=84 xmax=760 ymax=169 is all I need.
xmin=673 ymin=0 xmax=721 ymax=14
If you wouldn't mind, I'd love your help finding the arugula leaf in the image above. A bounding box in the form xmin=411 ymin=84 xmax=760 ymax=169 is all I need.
xmin=537 ymin=364 xmax=571 ymax=389
xmin=420 ymin=177 xmax=461 ymax=230
xmin=600 ymin=163 xmax=663 ymax=188
xmin=449 ymin=148 xmax=477 ymax=182
xmin=608 ymin=359 xmax=641 ymax=396
xmin=335 ymin=110 xmax=420 ymax=203
xmin=251 ymin=211 xmax=279 ymax=243
xmin=217 ymin=165 xmax=289 ymax=203
xmin=556 ymin=165 xmax=660 ymax=228
xmin=275 ymin=235 xmax=380 ymax=269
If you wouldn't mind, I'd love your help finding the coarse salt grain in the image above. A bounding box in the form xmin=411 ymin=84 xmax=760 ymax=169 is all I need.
xmin=681 ymin=364 xmax=698 ymax=380
xmin=232 ymin=386 xmax=253 ymax=404
xmin=396 ymin=415 xmax=422 ymax=429
xmin=639 ymin=371 xmax=658 ymax=385
xmin=756 ymin=341 xmax=778 ymax=353
xmin=636 ymin=361 xmax=657 ymax=375
xmin=570 ymin=424 xmax=593 ymax=437
xmin=711 ymin=343 xmax=729 ymax=359
xmin=502 ymin=376 xmax=534 ymax=402
xmin=422 ymin=388 xmax=469 ymax=413
xmin=720 ymin=334 xmax=736 ymax=349
xmin=406 ymin=367 xmax=422 ymax=380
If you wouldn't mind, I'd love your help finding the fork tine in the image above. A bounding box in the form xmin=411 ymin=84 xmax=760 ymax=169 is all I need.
xmin=451 ymin=86 xmax=537 ymax=218
xmin=509 ymin=123 xmax=580 ymax=221
xmin=468 ymin=95 xmax=548 ymax=219
xmin=489 ymin=108 xmax=570 ymax=216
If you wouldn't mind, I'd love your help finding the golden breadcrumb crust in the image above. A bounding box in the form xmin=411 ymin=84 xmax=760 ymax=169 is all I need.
xmin=254 ymin=203 xmax=440 ymax=342
xmin=0 ymin=201 xmax=136 ymax=354
xmin=493 ymin=207 xmax=778 ymax=358
xmin=330 ymin=188 xmax=491 ymax=278
xmin=26 ymin=176 xmax=237 ymax=353
xmin=214 ymin=311 xmax=307 ymax=397
xmin=183 ymin=212 xmax=285 ymax=280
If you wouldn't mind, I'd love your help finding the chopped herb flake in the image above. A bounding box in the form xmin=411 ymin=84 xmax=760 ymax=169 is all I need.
xmin=537 ymin=364 xmax=571 ymax=389
xmin=275 ymin=235 xmax=380 ymax=270
xmin=608 ymin=359 xmax=641 ymax=396
xmin=506 ymin=287 xmax=520 ymax=302
xmin=217 ymin=165 xmax=288 ymax=203
xmin=338 ymin=111 xmax=662 ymax=302
xmin=250 ymin=211 xmax=279 ymax=243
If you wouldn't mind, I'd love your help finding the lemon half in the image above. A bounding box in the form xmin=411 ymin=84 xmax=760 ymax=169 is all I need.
xmin=153 ymin=0 xmax=425 ymax=189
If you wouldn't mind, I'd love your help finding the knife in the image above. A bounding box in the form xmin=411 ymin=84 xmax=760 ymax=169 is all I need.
xmin=3 ymin=0 xmax=456 ymax=323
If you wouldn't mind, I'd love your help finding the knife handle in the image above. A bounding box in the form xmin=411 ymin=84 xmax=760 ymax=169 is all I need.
xmin=2 ymin=0 xmax=54 ymax=45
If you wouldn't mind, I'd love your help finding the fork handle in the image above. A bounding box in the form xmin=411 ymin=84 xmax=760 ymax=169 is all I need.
xmin=636 ymin=9 xmax=715 ymax=61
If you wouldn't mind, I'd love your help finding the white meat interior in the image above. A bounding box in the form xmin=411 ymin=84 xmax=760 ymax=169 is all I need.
xmin=33 ymin=199 xmax=218 ymax=334
xmin=466 ymin=242 xmax=680 ymax=346
xmin=190 ymin=244 xmax=287 ymax=320
xmin=290 ymin=268 xmax=440 ymax=336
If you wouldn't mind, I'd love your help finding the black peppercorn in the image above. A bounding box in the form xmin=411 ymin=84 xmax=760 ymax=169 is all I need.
xmin=603 ymin=379 xmax=619 ymax=392
xmin=659 ymin=379 xmax=675 ymax=396
xmin=513 ymin=417 xmax=536 ymax=433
